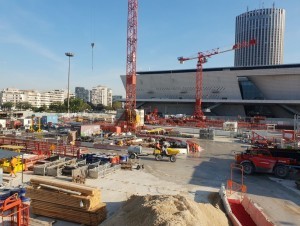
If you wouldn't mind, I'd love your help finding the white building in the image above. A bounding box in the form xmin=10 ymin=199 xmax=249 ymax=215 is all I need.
xmin=0 ymin=88 xmax=71 ymax=108
xmin=90 ymin=85 xmax=112 ymax=107
xmin=235 ymin=7 xmax=285 ymax=66
xmin=0 ymin=88 xmax=26 ymax=106
xmin=22 ymin=90 xmax=41 ymax=108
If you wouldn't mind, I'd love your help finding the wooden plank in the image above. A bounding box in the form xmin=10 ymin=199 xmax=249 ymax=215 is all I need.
xmin=30 ymin=177 xmax=99 ymax=196
xmin=31 ymin=200 xmax=106 ymax=226
xmin=26 ymin=186 xmax=101 ymax=210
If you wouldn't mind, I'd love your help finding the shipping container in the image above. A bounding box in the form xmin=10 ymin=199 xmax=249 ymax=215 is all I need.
xmin=71 ymin=124 xmax=101 ymax=137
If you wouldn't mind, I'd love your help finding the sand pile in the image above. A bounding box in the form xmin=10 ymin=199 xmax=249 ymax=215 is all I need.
xmin=101 ymin=194 xmax=230 ymax=226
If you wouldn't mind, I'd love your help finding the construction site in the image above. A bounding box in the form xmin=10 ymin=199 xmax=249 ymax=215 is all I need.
xmin=0 ymin=1 xmax=299 ymax=226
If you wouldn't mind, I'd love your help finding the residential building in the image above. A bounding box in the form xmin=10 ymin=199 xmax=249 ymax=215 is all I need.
xmin=0 ymin=88 xmax=26 ymax=106
xmin=90 ymin=85 xmax=112 ymax=107
xmin=0 ymin=88 xmax=71 ymax=108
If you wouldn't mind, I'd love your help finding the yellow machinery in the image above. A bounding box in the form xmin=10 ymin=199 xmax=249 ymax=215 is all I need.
xmin=153 ymin=147 xmax=180 ymax=162
xmin=29 ymin=115 xmax=42 ymax=132
xmin=0 ymin=145 xmax=25 ymax=173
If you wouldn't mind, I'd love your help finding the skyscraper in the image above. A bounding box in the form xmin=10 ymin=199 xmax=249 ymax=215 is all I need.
xmin=234 ymin=7 xmax=285 ymax=66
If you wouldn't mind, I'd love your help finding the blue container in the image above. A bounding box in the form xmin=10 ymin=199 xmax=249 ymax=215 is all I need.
xmin=19 ymin=187 xmax=26 ymax=198
xmin=0 ymin=190 xmax=11 ymax=203
xmin=120 ymin=155 xmax=128 ymax=163
xmin=10 ymin=188 xmax=20 ymax=196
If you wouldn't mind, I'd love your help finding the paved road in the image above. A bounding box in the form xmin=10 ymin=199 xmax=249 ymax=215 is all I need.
xmin=138 ymin=139 xmax=300 ymax=226
xmin=28 ymin=138 xmax=300 ymax=226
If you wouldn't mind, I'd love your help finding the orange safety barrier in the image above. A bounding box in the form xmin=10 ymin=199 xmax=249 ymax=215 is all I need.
xmin=0 ymin=194 xmax=29 ymax=226
xmin=0 ymin=137 xmax=87 ymax=158
xmin=241 ymin=196 xmax=274 ymax=226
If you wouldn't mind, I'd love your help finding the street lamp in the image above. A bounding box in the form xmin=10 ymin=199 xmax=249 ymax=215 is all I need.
xmin=65 ymin=52 xmax=74 ymax=115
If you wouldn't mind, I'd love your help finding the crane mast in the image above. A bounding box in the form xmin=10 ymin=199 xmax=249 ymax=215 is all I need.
xmin=178 ymin=39 xmax=256 ymax=119
xmin=126 ymin=0 xmax=138 ymax=111
xmin=124 ymin=0 xmax=138 ymax=131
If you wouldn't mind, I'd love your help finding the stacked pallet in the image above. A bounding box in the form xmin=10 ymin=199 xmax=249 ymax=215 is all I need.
xmin=26 ymin=177 xmax=106 ymax=226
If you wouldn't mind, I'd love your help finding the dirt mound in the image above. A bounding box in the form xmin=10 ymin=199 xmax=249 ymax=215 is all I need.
xmin=101 ymin=194 xmax=230 ymax=226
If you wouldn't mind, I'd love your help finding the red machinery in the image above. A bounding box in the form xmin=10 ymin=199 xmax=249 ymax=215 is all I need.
xmin=0 ymin=194 xmax=29 ymax=226
xmin=235 ymin=147 xmax=300 ymax=178
xmin=178 ymin=39 xmax=256 ymax=119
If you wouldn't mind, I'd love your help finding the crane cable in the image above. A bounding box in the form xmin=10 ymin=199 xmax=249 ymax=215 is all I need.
xmin=90 ymin=0 xmax=95 ymax=71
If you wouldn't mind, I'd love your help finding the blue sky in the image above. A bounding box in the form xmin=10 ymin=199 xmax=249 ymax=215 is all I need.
xmin=0 ymin=0 xmax=299 ymax=96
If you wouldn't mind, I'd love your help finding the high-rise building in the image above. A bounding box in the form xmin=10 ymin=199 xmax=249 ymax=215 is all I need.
xmin=75 ymin=87 xmax=90 ymax=102
xmin=234 ymin=7 xmax=285 ymax=66
xmin=90 ymin=85 xmax=112 ymax=107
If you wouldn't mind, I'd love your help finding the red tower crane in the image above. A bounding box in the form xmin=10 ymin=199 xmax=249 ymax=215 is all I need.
xmin=178 ymin=39 xmax=256 ymax=119
xmin=125 ymin=0 xmax=138 ymax=131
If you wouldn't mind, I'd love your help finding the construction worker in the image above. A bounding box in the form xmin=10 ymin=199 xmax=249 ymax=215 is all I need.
xmin=10 ymin=157 xmax=17 ymax=177
xmin=155 ymin=141 xmax=161 ymax=151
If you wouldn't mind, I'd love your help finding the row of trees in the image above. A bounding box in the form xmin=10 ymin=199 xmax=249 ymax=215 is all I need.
xmin=0 ymin=97 xmax=122 ymax=113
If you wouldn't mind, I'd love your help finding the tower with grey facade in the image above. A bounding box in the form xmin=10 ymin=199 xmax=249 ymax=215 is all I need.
xmin=75 ymin=87 xmax=90 ymax=102
xmin=234 ymin=8 xmax=285 ymax=66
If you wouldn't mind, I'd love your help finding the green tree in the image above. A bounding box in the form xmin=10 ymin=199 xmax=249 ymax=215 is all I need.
xmin=15 ymin=102 xmax=32 ymax=110
xmin=33 ymin=104 xmax=47 ymax=112
xmin=63 ymin=97 xmax=92 ymax=113
xmin=49 ymin=102 xmax=66 ymax=113
xmin=112 ymin=101 xmax=122 ymax=110
xmin=1 ymin=102 xmax=14 ymax=111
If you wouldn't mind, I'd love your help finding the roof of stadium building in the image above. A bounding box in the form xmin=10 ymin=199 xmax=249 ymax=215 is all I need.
xmin=135 ymin=63 xmax=300 ymax=75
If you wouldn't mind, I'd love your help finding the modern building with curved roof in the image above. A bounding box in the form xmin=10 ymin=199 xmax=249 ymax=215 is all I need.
xmin=121 ymin=64 xmax=300 ymax=118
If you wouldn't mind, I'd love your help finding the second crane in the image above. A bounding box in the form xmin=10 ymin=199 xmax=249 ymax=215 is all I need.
xmin=178 ymin=39 xmax=256 ymax=119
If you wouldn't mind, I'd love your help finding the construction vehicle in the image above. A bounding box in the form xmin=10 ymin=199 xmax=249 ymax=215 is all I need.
xmin=127 ymin=145 xmax=149 ymax=159
xmin=235 ymin=147 xmax=300 ymax=178
xmin=153 ymin=146 xmax=180 ymax=162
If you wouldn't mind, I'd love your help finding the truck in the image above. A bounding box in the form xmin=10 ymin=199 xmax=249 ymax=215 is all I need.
xmin=235 ymin=147 xmax=300 ymax=178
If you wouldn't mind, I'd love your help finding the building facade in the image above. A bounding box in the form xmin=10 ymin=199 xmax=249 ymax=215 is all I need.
xmin=121 ymin=64 xmax=300 ymax=118
xmin=90 ymin=85 xmax=112 ymax=107
xmin=0 ymin=88 xmax=70 ymax=108
xmin=0 ymin=88 xmax=26 ymax=106
xmin=235 ymin=8 xmax=285 ymax=66
xmin=75 ymin=87 xmax=90 ymax=102
xmin=112 ymin=95 xmax=122 ymax=102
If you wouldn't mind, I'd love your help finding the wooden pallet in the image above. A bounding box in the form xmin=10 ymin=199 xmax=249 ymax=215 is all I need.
xmin=121 ymin=163 xmax=132 ymax=170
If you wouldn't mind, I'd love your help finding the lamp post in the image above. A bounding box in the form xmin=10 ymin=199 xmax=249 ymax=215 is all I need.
xmin=65 ymin=52 xmax=74 ymax=115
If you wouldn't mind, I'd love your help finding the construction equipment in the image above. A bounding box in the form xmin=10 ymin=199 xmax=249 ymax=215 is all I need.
xmin=0 ymin=194 xmax=30 ymax=226
xmin=235 ymin=147 xmax=300 ymax=178
xmin=124 ymin=0 xmax=138 ymax=131
xmin=127 ymin=145 xmax=149 ymax=159
xmin=153 ymin=147 xmax=180 ymax=162
xmin=115 ymin=0 xmax=138 ymax=132
xmin=178 ymin=39 xmax=256 ymax=119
